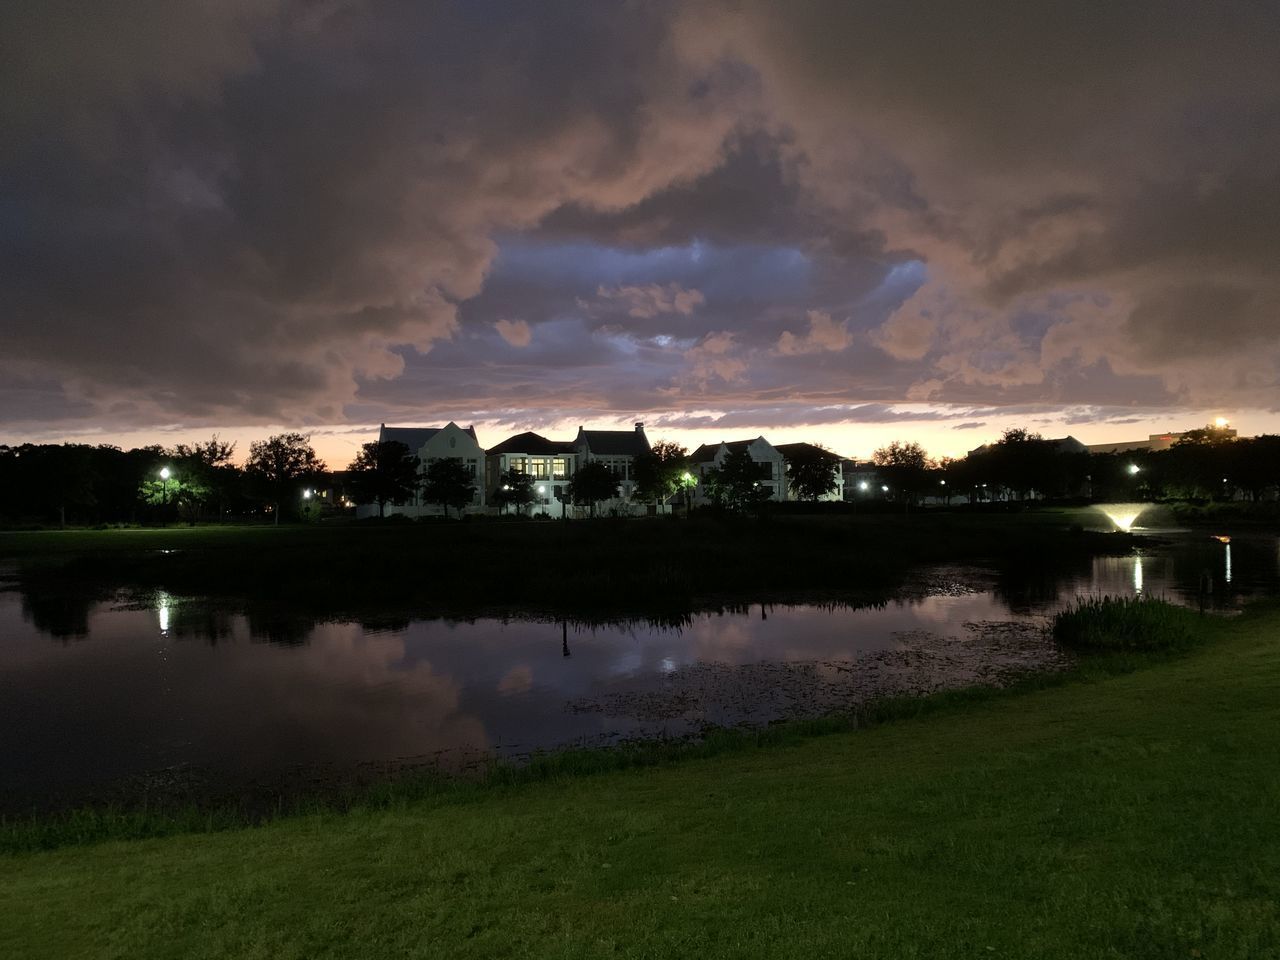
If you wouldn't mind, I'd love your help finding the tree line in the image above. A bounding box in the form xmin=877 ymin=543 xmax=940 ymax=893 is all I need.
xmin=5 ymin=422 xmax=1277 ymax=527
xmin=0 ymin=434 xmax=326 ymax=528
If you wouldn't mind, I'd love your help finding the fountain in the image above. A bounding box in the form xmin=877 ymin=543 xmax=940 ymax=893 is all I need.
xmin=1096 ymin=502 xmax=1147 ymax=532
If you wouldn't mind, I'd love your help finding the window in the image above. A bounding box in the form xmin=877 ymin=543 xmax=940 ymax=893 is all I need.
xmin=553 ymin=458 xmax=569 ymax=480
xmin=529 ymin=459 xmax=550 ymax=479
xmin=509 ymin=457 xmax=527 ymax=474
xmin=758 ymin=461 xmax=773 ymax=480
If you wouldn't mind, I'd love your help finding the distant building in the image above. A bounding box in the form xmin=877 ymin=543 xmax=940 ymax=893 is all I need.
xmin=574 ymin=422 xmax=651 ymax=513
xmin=485 ymin=431 xmax=576 ymax=515
xmin=774 ymin=442 xmax=845 ymax=501
xmin=355 ymin=422 xmax=486 ymax=517
xmin=968 ymin=435 xmax=1088 ymax=457
xmin=688 ymin=437 xmax=788 ymax=503
xmin=1085 ymin=428 xmax=1237 ymax=454
xmin=841 ymin=459 xmax=882 ymax=500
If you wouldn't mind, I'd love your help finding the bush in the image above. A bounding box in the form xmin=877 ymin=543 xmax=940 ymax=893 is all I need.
xmin=1053 ymin=595 xmax=1200 ymax=651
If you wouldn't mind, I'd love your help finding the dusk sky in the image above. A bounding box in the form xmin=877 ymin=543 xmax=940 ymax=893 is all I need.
xmin=4 ymin=2 xmax=1279 ymax=467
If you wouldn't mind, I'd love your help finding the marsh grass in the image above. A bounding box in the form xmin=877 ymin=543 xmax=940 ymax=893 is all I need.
xmin=1053 ymin=594 xmax=1201 ymax=650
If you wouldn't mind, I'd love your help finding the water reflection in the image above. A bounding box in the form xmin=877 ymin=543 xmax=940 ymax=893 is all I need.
xmin=3 ymin=532 xmax=1277 ymax=811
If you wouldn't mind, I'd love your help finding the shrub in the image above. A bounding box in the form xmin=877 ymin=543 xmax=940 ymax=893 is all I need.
xmin=1053 ymin=595 xmax=1200 ymax=651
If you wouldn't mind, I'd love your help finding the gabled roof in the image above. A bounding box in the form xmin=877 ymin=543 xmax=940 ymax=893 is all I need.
xmin=576 ymin=426 xmax=650 ymax=457
xmin=378 ymin=423 xmax=477 ymax=453
xmin=688 ymin=443 xmax=722 ymax=463
xmin=486 ymin=431 xmax=575 ymax=455
xmin=774 ymin=442 xmax=839 ymax=461
xmin=690 ymin=438 xmax=776 ymax=463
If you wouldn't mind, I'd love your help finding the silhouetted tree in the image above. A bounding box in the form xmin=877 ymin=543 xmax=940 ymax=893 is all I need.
xmin=633 ymin=440 xmax=689 ymax=507
xmin=492 ymin=467 xmax=536 ymax=516
xmin=347 ymin=440 xmax=420 ymax=517
xmin=704 ymin=449 xmax=772 ymax=512
xmin=245 ymin=433 xmax=325 ymax=525
xmin=872 ymin=441 xmax=929 ymax=506
xmin=784 ymin=445 xmax=840 ymax=502
xmin=422 ymin=458 xmax=476 ymax=517
xmin=566 ymin=461 xmax=620 ymax=517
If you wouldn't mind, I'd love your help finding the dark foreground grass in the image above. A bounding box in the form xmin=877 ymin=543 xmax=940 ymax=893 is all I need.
xmin=3 ymin=605 xmax=1278 ymax=959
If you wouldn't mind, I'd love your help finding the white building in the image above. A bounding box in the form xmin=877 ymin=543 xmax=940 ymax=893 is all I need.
xmin=485 ymin=431 xmax=577 ymax=516
xmin=355 ymin=422 xmax=486 ymax=518
xmin=574 ymin=422 xmax=651 ymax=515
xmin=774 ymin=442 xmax=845 ymax=502
xmin=688 ymin=437 xmax=787 ymax=504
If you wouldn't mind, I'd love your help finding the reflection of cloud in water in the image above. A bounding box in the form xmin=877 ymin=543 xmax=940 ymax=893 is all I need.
xmin=498 ymin=664 xmax=534 ymax=695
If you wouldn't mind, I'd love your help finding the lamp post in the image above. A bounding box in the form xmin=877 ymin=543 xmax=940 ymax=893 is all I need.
xmin=159 ymin=466 xmax=171 ymax=524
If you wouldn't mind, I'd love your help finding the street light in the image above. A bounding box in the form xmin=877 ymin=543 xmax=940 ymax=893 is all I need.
xmin=1127 ymin=464 xmax=1141 ymax=475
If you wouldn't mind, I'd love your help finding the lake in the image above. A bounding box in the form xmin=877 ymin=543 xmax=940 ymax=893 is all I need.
xmin=2 ymin=528 xmax=1276 ymax=811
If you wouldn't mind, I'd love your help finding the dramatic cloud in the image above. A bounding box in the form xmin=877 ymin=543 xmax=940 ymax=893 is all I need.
xmin=776 ymin=310 xmax=852 ymax=356
xmin=494 ymin=319 xmax=533 ymax=348
xmin=3 ymin=1 xmax=1279 ymax=447
xmin=595 ymin=282 xmax=705 ymax=319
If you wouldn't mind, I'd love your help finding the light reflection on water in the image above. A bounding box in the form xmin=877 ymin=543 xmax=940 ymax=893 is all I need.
xmin=1 ymin=533 xmax=1276 ymax=809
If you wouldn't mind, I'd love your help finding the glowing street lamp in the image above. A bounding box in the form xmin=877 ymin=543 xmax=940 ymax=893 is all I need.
xmin=857 ymin=481 xmax=869 ymax=491
xmin=158 ymin=466 xmax=172 ymax=509
xmin=1127 ymin=464 xmax=1141 ymax=475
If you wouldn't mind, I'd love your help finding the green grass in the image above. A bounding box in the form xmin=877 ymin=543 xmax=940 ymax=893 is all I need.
xmin=1053 ymin=594 xmax=1201 ymax=650
xmin=3 ymin=603 xmax=1278 ymax=958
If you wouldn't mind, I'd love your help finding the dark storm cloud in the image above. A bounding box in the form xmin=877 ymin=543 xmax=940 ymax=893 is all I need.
xmin=3 ymin=1 xmax=1278 ymax=436
xmin=1 ymin=0 xmax=746 ymax=427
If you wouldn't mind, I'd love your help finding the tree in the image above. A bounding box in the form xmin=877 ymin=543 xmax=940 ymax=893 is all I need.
xmin=872 ymin=441 xmax=929 ymax=506
xmin=245 ymin=433 xmax=325 ymax=525
xmin=492 ymin=467 xmax=536 ymax=516
xmin=703 ymin=448 xmax=772 ymax=512
xmin=422 ymin=458 xmax=476 ymax=518
xmin=632 ymin=440 xmax=689 ymax=507
xmin=566 ymin=460 xmax=620 ymax=517
xmin=785 ymin=445 xmax=839 ymax=502
xmin=171 ymin=435 xmax=239 ymax=522
xmin=347 ymin=441 xmax=420 ymax=518
xmin=988 ymin=428 xmax=1059 ymax=500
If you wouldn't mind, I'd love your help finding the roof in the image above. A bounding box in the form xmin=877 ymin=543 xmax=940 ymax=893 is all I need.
xmin=486 ymin=431 xmax=575 ymax=455
xmin=690 ymin=438 xmax=774 ymax=463
xmin=576 ymin=427 xmax=650 ymax=457
xmin=774 ymin=442 xmax=838 ymax=461
xmin=378 ymin=423 xmax=477 ymax=453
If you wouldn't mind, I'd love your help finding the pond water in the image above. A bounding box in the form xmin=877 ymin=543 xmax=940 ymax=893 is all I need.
xmin=2 ymin=530 xmax=1277 ymax=811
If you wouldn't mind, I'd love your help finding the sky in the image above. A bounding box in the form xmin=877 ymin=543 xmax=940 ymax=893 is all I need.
xmin=3 ymin=2 xmax=1279 ymax=468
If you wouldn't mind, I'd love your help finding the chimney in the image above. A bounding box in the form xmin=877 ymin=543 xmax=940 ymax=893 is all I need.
xmin=635 ymin=421 xmax=644 ymax=432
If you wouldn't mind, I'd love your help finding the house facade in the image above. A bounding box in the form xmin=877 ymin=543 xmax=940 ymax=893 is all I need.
xmin=574 ymin=422 xmax=651 ymax=514
xmin=355 ymin=422 xmax=486 ymax=518
xmin=774 ymin=442 xmax=845 ymax=502
xmin=688 ymin=437 xmax=788 ymax=504
xmin=485 ymin=431 xmax=577 ymax=515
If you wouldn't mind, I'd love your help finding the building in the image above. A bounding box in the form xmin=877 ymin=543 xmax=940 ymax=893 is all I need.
xmin=774 ymin=442 xmax=845 ymax=501
xmin=574 ymin=422 xmax=651 ymax=513
xmin=841 ymin=459 xmax=883 ymax=500
xmin=688 ymin=437 xmax=788 ymax=503
xmin=485 ymin=431 xmax=577 ymax=515
xmin=1086 ymin=428 xmax=1237 ymax=454
xmin=355 ymin=422 xmax=486 ymax=517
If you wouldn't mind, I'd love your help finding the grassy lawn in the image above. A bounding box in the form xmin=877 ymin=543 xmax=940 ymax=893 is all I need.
xmin=3 ymin=605 xmax=1277 ymax=958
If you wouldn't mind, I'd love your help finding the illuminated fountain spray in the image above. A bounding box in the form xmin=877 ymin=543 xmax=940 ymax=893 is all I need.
xmin=1097 ymin=502 xmax=1147 ymax=532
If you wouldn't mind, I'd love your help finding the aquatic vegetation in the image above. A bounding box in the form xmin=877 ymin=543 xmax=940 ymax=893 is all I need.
xmin=1053 ymin=595 xmax=1201 ymax=650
